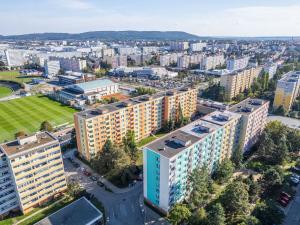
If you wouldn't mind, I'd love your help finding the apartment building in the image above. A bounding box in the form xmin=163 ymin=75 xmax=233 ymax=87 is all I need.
xmin=143 ymin=111 xmax=240 ymax=213
xmin=263 ymin=63 xmax=278 ymax=79
xmin=144 ymin=98 xmax=268 ymax=213
xmin=273 ymin=71 xmax=300 ymax=111
xmin=44 ymin=60 xmax=60 ymax=77
xmin=190 ymin=42 xmax=206 ymax=52
xmin=0 ymin=132 xmax=67 ymax=217
xmin=177 ymin=55 xmax=190 ymax=69
xmin=103 ymin=55 xmax=127 ymax=69
xmin=200 ymin=54 xmax=225 ymax=70
xmin=229 ymin=98 xmax=269 ymax=152
xmin=226 ymin=56 xmax=250 ymax=71
xmin=220 ymin=66 xmax=263 ymax=100
xmin=170 ymin=41 xmax=189 ymax=51
xmin=52 ymin=57 xmax=86 ymax=72
xmin=142 ymin=46 xmax=159 ymax=54
xmin=74 ymin=88 xmax=197 ymax=160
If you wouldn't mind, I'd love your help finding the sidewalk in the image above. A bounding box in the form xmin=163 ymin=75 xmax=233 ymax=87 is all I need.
xmin=70 ymin=154 xmax=136 ymax=194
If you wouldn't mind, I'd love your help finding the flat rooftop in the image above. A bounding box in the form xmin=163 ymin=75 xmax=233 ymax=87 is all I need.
xmin=229 ymin=98 xmax=268 ymax=115
xmin=35 ymin=197 xmax=103 ymax=225
xmin=279 ymin=71 xmax=300 ymax=83
xmin=76 ymin=87 xmax=193 ymax=119
xmin=201 ymin=110 xmax=241 ymax=126
xmin=0 ymin=132 xmax=57 ymax=157
xmin=146 ymin=118 xmax=221 ymax=158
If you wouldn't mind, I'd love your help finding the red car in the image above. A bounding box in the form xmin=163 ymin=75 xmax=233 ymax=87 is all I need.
xmin=280 ymin=192 xmax=292 ymax=200
xmin=280 ymin=196 xmax=290 ymax=202
xmin=278 ymin=198 xmax=288 ymax=207
xmin=83 ymin=171 xmax=91 ymax=176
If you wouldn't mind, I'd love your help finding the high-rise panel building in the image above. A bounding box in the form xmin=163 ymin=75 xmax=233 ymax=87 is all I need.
xmin=200 ymin=54 xmax=225 ymax=70
xmin=44 ymin=60 xmax=61 ymax=77
xmin=220 ymin=67 xmax=263 ymax=100
xmin=74 ymin=88 xmax=197 ymax=161
xmin=170 ymin=41 xmax=189 ymax=51
xmin=229 ymin=98 xmax=269 ymax=152
xmin=0 ymin=132 xmax=67 ymax=217
xmin=143 ymin=110 xmax=241 ymax=213
xmin=273 ymin=71 xmax=300 ymax=111
xmin=226 ymin=56 xmax=250 ymax=71
xmin=144 ymin=98 xmax=269 ymax=213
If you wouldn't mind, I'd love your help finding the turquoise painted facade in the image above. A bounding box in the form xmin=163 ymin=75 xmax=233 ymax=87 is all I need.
xmin=146 ymin=149 xmax=160 ymax=206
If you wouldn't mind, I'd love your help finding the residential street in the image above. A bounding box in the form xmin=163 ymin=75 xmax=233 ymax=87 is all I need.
xmin=63 ymin=157 xmax=145 ymax=225
xmin=284 ymin=184 xmax=300 ymax=225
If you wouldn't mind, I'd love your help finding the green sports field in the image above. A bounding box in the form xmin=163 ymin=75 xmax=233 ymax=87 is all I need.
xmin=0 ymin=86 xmax=12 ymax=98
xmin=0 ymin=95 xmax=78 ymax=143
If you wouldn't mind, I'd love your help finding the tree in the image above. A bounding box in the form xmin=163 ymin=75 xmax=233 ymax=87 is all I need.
xmin=189 ymin=208 xmax=207 ymax=225
xmin=40 ymin=120 xmax=54 ymax=132
xmin=168 ymin=204 xmax=191 ymax=225
xmin=260 ymin=167 xmax=283 ymax=196
xmin=244 ymin=175 xmax=261 ymax=204
xmin=286 ymin=129 xmax=300 ymax=152
xmin=213 ymin=159 xmax=234 ymax=184
xmin=67 ymin=182 xmax=84 ymax=198
xmin=175 ymin=104 xmax=184 ymax=128
xmin=231 ymin=144 xmax=244 ymax=169
xmin=188 ymin=167 xmax=213 ymax=209
xmin=273 ymin=105 xmax=287 ymax=116
xmin=233 ymin=216 xmax=261 ymax=225
xmin=92 ymin=140 xmax=130 ymax=174
xmin=123 ymin=130 xmax=139 ymax=161
xmin=252 ymin=201 xmax=284 ymax=225
xmin=220 ymin=181 xmax=250 ymax=218
xmin=207 ymin=203 xmax=226 ymax=225
xmin=15 ymin=131 xmax=26 ymax=138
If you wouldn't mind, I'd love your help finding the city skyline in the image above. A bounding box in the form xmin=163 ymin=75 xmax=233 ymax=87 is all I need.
xmin=1 ymin=0 xmax=300 ymax=36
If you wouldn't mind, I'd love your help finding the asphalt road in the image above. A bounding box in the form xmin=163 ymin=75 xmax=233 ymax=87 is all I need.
xmin=63 ymin=158 xmax=145 ymax=225
xmin=284 ymin=184 xmax=300 ymax=225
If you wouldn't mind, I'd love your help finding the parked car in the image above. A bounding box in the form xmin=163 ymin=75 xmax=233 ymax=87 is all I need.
xmin=97 ymin=180 xmax=104 ymax=187
xmin=280 ymin=192 xmax=292 ymax=200
xmin=292 ymin=173 xmax=300 ymax=180
xmin=291 ymin=166 xmax=300 ymax=174
xmin=290 ymin=177 xmax=300 ymax=186
xmin=278 ymin=198 xmax=288 ymax=207
xmin=83 ymin=170 xmax=91 ymax=176
xmin=90 ymin=176 xmax=97 ymax=181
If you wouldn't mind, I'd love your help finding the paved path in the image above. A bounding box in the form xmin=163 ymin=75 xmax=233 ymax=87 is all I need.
xmin=284 ymin=184 xmax=300 ymax=225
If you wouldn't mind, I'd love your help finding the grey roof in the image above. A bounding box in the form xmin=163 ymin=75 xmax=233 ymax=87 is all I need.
xmin=146 ymin=130 xmax=200 ymax=159
xmin=35 ymin=197 xmax=103 ymax=225
xmin=70 ymin=79 xmax=116 ymax=92
xmin=229 ymin=98 xmax=268 ymax=115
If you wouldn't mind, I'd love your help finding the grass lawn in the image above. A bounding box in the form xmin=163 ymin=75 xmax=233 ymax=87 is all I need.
xmin=0 ymin=71 xmax=34 ymax=84
xmin=0 ymin=95 xmax=78 ymax=142
xmin=0 ymin=86 xmax=12 ymax=98
xmin=0 ymin=196 xmax=75 ymax=225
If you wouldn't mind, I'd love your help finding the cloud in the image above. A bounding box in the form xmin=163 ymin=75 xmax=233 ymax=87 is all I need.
xmin=52 ymin=0 xmax=94 ymax=10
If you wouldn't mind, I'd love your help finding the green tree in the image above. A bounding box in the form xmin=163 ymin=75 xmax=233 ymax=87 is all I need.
xmin=273 ymin=105 xmax=287 ymax=116
xmin=213 ymin=159 xmax=234 ymax=184
xmin=92 ymin=140 xmax=130 ymax=174
xmin=231 ymin=144 xmax=244 ymax=169
xmin=207 ymin=203 xmax=226 ymax=225
xmin=67 ymin=182 xmax=84 ymax=198
xmin=245 ymin=175 xmax=261 ymax=204
xmin=189 ymin=208 xmax=207 ymax=225
xmin=286 ymin=129 xmax=300 ymax=152
xmin=40 ymin=120 xmax=54 ymax=132
xmin=220 ymin=181 xmax=250 ymax=218
xmin=252 ymin=201 xmax=284 ymax=225
xmin=175 ymin=104 xmax=184 ymax=128
xmin=260 ymin=167 xmax=283 ymax=196
xmin=188 ymin=167 xmax=212 ymax=209
xmin=168 ymin=204 xmax=191 ymax=225
xmin=123 ymin=130 xmax=139 ymax=161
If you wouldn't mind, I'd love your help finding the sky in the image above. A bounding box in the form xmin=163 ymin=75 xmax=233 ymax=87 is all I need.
xmin=1 ymin=0 xmax=300 ymax=36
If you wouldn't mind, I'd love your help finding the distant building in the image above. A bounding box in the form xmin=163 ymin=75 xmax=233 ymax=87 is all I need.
xmin=44 ymin=60 xmax=60 ymax=77
xmin=53 ymin=79 xmax=119 ymax=106
xmin=4 ymin=49 xmax=29 ymax=67
xmin=170 ymin=41 xmax=189 ymax=51
xmin=58 ymin=72 xmax=96 ymax=85
xmin=53 ymin=57 xmax=86 ymax=72
xmin=0 ymin=132 xmax=67 ymax=217
xmin=190 ymin=42 xmax=206 ymax=52
xmin=263 ymin=63 xmax=278 ymax=79
xmin=226 ymin=56 xmax=250 ymax=71
xmin=200 ymin=54 xmax=225 ymax=70
xmin=220 ymin=66 xmax=263 ymax=100
xmin=177 ymin=55 xmax=190 ymax=69
xmin=142 ymin=46 xmax=159 ymax=54
xmin=103 ymin=55 xmax=127 ymax=69
xmin=273 ymin=71 xmax=300 ymax=111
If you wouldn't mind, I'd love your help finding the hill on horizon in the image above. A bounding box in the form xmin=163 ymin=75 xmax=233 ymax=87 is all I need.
xmin=0 ymin=31 xmax=202 ymax=41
